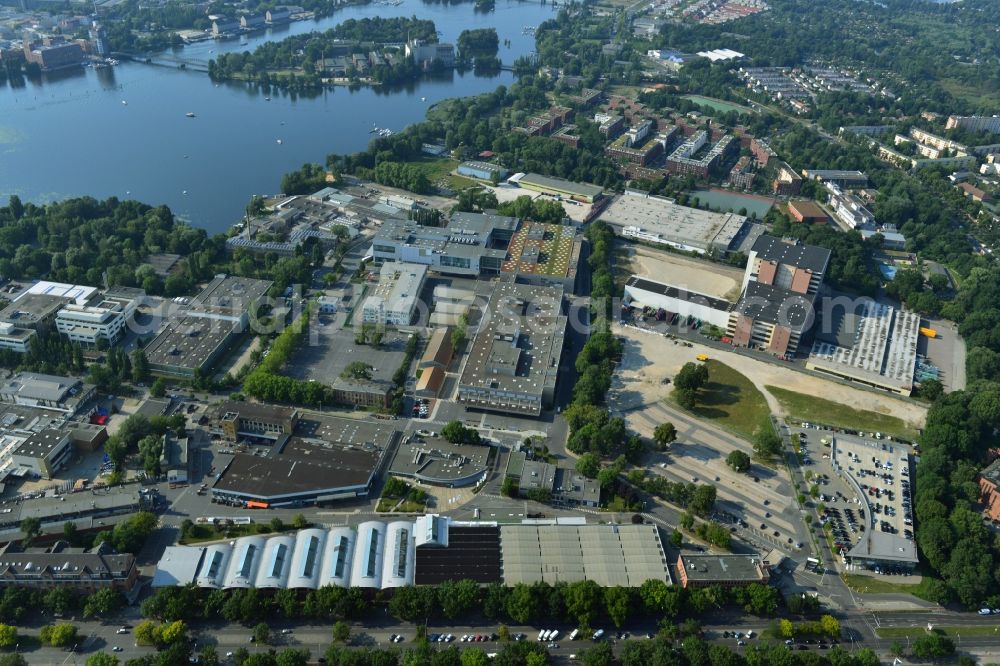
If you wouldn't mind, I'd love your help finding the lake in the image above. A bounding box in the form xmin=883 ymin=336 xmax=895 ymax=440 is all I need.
xmin=0 ymin=0 xmax=556 ymax=234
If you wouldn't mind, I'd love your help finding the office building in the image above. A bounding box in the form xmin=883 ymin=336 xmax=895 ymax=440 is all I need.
xmin=361 ymin=263 xmax=428 ymax=326
xmin=0 ymin=324 xmax=34 ymax=353
xmin=55 ymin=293 xmax=138 ymax=347
xmin=10 ymin=429 xmax=72 ymax=479
xmin=405 ymin=39 xmax=455 ymax=68
xmin=218 ymin=402 xmax=299 ymax=442
xmin=457 ymin=281 xmax=566 ymax=416
xmin=740 ymin=234 xmax=828 ymax=296
xmin=371 ymin=213 xmax=517 ymax=276
xmin=501 ymin=222 xmax=581 ymax=289
xmin=505 ymin=453 xmax=601 ymax=507
xmin=22 ymin=36 xmax=83 ymax=71
xmin=0 ymin=293 xmax=71 ymax=330
xmin=144 ymin=316 xmax=241 ymax=379
xmin=675 ymin=554 xmax=770 ymax=588
xmin=187 ymin=275 xmax=273 ymax=330
xmin=728 ymin=235 xmax=830 ymax=356
xmin=389 ymin=435 xmax=491 ymax=487
xmin=621 ymin=234 xmax=828 ymax=357
xmin=599 ymin=190 xmax=753 ymax=256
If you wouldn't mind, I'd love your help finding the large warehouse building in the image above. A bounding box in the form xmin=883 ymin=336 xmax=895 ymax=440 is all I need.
xmin=210 ymin=413 xmax=402 ymax=506
xmin=806 ymin=300 xmax=920 ymax=396
xmin=598 ymin=190 xmax=756 ymax=256
xmin=457 ymin=281 xmax=566 ymax=416
xmin=623 ymin=276 xmax=733 ymax=329
xmin=153 ymin=517 xmax=671 ymax=591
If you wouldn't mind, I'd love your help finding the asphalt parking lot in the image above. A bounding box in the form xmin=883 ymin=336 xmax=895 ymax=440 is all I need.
xmin=788 ymin=424 xmax=917 ymax=575
xmin=629 ymin=401 xmax=810 ymax=554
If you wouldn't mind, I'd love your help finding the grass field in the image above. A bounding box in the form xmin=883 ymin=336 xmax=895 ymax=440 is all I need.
xmin=409 ymin=156 xmax=460 ymax=181
xmin=179 ymin=522 xmax=298 ymax=545
xmin=766 ymin=386 xmax=918 ymax=441
xmin=841 ymin=573 xmax=925 ymax=595
xmin=680 ymin=360 xmax=772 ymax=440
xmin=682 ymin=94 xmax=755 ymax=115
xmin=443 ymin=173 xmax=480 ymax=191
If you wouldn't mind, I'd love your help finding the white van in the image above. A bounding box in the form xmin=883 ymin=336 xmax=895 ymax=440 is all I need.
xmin=538 ymin=630 xmax=547 ymax=641
xmin=549 ymin=630 xmax=560 ymax=641
xmin=568 ymin=629 xmax=579 ymax=641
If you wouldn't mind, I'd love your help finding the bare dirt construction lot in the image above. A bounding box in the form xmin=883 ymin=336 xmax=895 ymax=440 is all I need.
xmin=614 ymin=325 xmax=927 ymax=432
xmin=619 ymin=244 xmax=744 ymax=302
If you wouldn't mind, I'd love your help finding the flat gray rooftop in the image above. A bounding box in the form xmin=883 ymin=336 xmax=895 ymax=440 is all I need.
xmin=389 ymin=436 xmax=491 ymax=486
xmin=144 ymin=316 xmax=237 ymax=372
xmin=679 ymin=554 xmax=769 ymax=582
xmin=500 ymin=523 xmax=670 ymax=586
xmin=600 ymin=192 xmax=748 ymax=251
xmin=191 ymin=275 xmax=273 ymax=316
xmin=0 ymin=294 xmax=67 ymax=326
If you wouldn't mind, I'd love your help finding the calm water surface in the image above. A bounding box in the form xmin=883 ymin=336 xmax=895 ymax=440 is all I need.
xmin=0 ymin=0 xmax=555 ymax=232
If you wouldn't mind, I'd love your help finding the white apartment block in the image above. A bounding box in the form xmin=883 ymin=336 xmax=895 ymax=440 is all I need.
xmin=946 ymin=115 xmax=1000 ymax=135
xmin=361 ymin=263 xmax=428 ymax=326
xmin=55 ymin=295 xmax=137 ymax=346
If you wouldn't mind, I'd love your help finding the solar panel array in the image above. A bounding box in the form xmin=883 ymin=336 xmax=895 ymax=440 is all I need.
xmin=414 ymin=526 xmax=502 ymax=584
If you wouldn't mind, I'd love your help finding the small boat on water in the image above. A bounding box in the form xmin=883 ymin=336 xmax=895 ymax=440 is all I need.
xmin=264 ymin=96 xmax=271 ymax=101
xmin=186 ymin=112 xmax=196 ymax=118
xmin=276 ymin=139 xmax=283 ymax=144
xmin=421 ymin=96 xmax=426 ymax=101
xmin=121 ymin=100 xmax=127 ymax=105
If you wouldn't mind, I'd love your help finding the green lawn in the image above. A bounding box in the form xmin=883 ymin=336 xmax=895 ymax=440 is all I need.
xmin=443 ymin=173 xmax=481 ymax=191
xmin=841 ymin=573 xmax=925 ymax=595
xmin=766 ymin=386 xmax=919 ymax=441
xmin=179 ymin=522 xmax=298 ymax=545
xmin=682 ymin=94 xmax=755 ymax=115
xmin=675 ymin=360 xmax=772 ymax=441
xmin=376 ymin=498 xmax=426 ymax=513
xmin=410 ymin=156 xmax=459 ymax=182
